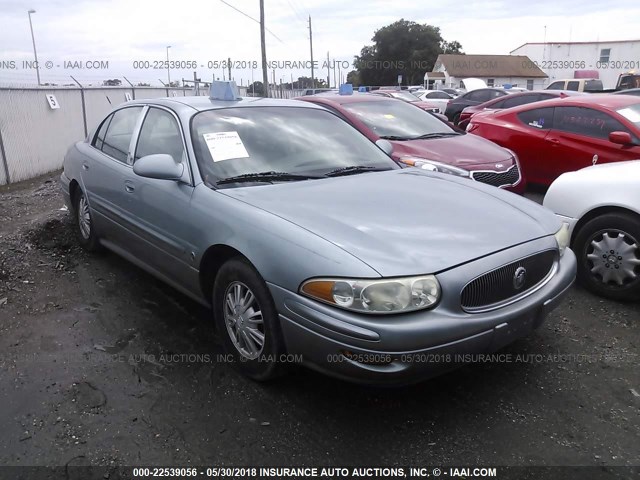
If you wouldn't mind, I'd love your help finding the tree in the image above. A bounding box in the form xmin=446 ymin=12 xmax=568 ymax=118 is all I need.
xmin=352 ymin=19 xmax=463 ymax=86
xmin=346 ymin=70 xmax=361 ymax=87
xmin=103 ymin=79 xmax=122 ymax=86
xmin=136 ymin=82 xmax=151 ymax=87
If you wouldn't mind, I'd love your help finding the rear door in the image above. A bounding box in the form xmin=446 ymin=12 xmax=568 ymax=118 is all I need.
xmin=511 ymin=106 xmax=555 ymax=184
xmin=542 ymin=106 xmax=640 ymax=183
xmin=81 ymin=106 xmax=144 ymax=244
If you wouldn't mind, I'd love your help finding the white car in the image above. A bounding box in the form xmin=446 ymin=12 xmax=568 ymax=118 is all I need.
xmin=543 ymin=160 xmax=640 ymax=300
xmin=416 ymin=90 xmax=453 ymax=113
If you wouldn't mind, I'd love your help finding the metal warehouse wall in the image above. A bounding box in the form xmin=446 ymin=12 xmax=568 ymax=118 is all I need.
xmin=0 ymin=87 xmax=194 ymax=185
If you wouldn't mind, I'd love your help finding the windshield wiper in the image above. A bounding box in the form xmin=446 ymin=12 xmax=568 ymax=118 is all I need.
xmin=216 ymin=171 xmax=320 ymax=185
xmin=409 ymin=132 xmax=462 ymax=140
xmin=324 ymin=165 xmax=387 ymax=177
xmin=378 ymin=135 xmax=413 ymax=141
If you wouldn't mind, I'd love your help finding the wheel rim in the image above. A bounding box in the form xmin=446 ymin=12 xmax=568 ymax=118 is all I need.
xmin=78 ymin=193 xmax=91 ymax=240
xmin=223 ymin=281 xmax=265 ymax=360
xmin=586 ymin=229 xmax=640 ymax=287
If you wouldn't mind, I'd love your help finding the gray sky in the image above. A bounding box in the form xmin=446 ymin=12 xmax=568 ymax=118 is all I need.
xmin=1 ymin=0 xmax=639 ymax=86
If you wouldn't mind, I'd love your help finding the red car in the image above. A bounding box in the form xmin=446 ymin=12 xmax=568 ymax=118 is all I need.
xmin=370 ymin=90 xmax=442 ymax=114
xmin=457 ymin=90 xmax=582 ymax=130
xmin=298 ymin=93 xmax=525 ymax=192
xmin=467 ymin=95 xmax=640 ymax=186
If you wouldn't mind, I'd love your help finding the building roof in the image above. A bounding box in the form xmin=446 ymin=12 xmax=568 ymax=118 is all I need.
xmin=511 ymin=39 xmax=640 ymax=52
xmin=434 ymin=54 xmax=548 ymax=78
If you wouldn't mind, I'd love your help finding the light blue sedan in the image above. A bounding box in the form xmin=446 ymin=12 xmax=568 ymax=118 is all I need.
xmin=60 ymin=83 xmax=576 ymax=385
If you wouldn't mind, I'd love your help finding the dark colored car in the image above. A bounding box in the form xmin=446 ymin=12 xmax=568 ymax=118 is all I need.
xmin=467 ymin=95 xmax=640 ymax=186
xmin=458 ymin=90 xmax=583 ymax=130
xmin=445 ymin=88 xmax=509 ymax=124
xmin=299 ymin=93 xmax=525 ymax=192
xmin=613 ymin=88 xmax=640 ymax=97
xmin=370 ymin=90 xmax=441 ymax=113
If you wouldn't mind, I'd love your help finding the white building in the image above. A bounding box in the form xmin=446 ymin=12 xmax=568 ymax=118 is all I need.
xmin=510 ymin=39 xmax=640 ymax=89
xmin=427 ymin=54 xmax=547 ymax=90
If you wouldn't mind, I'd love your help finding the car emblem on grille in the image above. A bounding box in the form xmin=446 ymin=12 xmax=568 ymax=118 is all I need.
xmin=513 ymin=267 xmax=527 ymax=290
xmin=495 ymin=163 xmax=504 ymax=169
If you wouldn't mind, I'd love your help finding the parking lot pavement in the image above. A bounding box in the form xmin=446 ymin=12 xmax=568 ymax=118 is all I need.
xmin=0 ymin=173 xmax=639 ymax=468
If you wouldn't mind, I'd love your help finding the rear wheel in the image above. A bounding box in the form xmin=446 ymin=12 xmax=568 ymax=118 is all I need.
xmin=213 ymin=258 xmax=286 ymax=380
xmin=573 ymin=212 xmax=640 ymax=301
xmin=73 ymin=189 xmax=101 ymax=252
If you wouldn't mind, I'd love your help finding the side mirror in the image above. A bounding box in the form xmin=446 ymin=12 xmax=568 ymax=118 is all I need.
xmin=133 ymin=154 xmax=184 ymax=180
xmin=375 ymin=139 xmax=394 ymax=156
xmin=609 ymin=131 xmax=633 ymax=145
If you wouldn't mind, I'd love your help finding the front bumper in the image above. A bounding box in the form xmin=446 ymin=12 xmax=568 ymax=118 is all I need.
xmin=269 ymin=239 xmax=576 ymax=386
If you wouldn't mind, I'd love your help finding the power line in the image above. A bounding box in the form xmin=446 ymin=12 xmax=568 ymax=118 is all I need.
xmin=219 ymin=0 xmax=284 ymax=44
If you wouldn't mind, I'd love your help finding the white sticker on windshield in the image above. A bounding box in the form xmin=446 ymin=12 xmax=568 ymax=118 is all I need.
xmin=203 ymin=131 xmax=250 ymax=162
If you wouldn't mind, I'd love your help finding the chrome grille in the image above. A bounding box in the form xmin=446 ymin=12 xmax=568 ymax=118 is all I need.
xmin=461 ymin=250 xmax=557 ymax=312
xmin=472 ymin=165 xmax=521 ymax=187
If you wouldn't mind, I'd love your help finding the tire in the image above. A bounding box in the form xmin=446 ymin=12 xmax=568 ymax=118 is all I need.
xmin=573 ymin=212 xmax=640 ymax=301
xmin=73 ymin=189 xmax=101 ymax=252
xmin=213 ymin=258 xmax=286 ymax=381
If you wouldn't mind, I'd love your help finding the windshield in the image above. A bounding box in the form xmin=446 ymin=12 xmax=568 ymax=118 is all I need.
xmin=617 ymin=104 xmax=640 ymax=128
xmin=342 ymin=99 xmax=457 ymax=138
xmin=190 ymin=106 xmax=398 ymax=187
xmin=389 ymin=91 xmax=421 ymax=102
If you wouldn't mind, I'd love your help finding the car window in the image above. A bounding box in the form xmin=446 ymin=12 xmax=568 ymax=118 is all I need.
xmin=517 ymin=107 xmax=554 ymax=130
xmin=502 ymin=95 xmax=539 ymax=109
xmin=135 ymin=108 xmax=185 ymax=163
xmin=567 ymin=81 xmax=580 ymax=91
xmin=547 ymin=81 xmax=565 ymax=90
xmin=341 ymin=99 xmax=456 ymax=138
xmin=93 ymin=114 xmax=113 ymax=151
xmin=487 ymin=99 xmax=507 ymax=109
xmin=464 ymin=90 xmax=485 ymax=101
xmin=100 ymin=107 xmax=143 ymax=163
xmin=617 ymin=104 xmax=640 ymax=128
xmin=425 ymin=91 xmax=450 ymax=99
xmin=553 ymin=106 xmax=630 ymax=139
xmin=190 ymin=106 xmax=398 ymax=187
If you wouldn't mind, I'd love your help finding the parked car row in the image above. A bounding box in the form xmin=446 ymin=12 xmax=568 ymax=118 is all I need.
xmin=60 ymin=81 xmax=578 ymax=385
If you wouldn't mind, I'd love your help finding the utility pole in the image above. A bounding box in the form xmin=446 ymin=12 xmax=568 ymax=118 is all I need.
xmin=227 ymin=57 xmax=232 ymax=82
xmin=166 ymin=46 xmax=171 ymax=85
xmin=326 ymin=51 xmax=330 ymax=87
xmin=259 ymin=0 xmax=269 ymax=97
xmin=27 ymin=10 xmax=40 ymax=86
xmin=308 ymin=15 xmax=314 ymax=87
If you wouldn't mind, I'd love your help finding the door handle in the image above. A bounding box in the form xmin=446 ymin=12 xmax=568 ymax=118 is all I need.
xmin=124 ymin=181 xmax=135 ymax=193
xmin=546 ymin=138 xmax=560 ymax=145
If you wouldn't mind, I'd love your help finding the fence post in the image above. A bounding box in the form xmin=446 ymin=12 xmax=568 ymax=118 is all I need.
xmin=123 ymin=76 xmax=135 ymax=100
xmin=0 ymin=126 xmax=10 ymax=185
xmin=71 ymin=76 xmax=88 ymax=138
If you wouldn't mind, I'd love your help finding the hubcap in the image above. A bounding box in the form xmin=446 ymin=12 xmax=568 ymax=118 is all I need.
xmin=78 ymin=194 xmax=91 ymax=240
xmin=586 ymin=230 xmax=640 ymax=286
xmin=223 ymin=281 xmax=265 ymax=360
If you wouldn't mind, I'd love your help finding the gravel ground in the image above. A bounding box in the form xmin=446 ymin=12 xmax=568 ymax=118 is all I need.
xmin=0 ymin=172 xmax=638 ymax=472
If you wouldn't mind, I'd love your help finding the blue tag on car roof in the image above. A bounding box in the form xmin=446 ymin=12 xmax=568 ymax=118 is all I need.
xmin=210 ymin=81 xmax=242 ymax=101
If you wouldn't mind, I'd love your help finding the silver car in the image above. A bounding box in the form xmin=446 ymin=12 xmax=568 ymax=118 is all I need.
xmin=60 ymin=86 xmax=577 ymax=385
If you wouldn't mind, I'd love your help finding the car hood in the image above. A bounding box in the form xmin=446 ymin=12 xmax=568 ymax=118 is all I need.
xmin=390 ymin=133 xmax=514 ymax=169
xmin=220 ymin=169 xmax=560 ymax=277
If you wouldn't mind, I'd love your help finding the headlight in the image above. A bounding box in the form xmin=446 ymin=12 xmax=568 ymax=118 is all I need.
xmin=554 ymin=222 xmax=570 ymax=257
xmin=300 ymin=275 xmax=441 ymax=314
xmin=398 ymin=156 xmax=470 ymax=178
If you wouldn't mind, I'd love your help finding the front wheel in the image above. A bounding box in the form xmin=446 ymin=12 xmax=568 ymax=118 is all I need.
xmin=213 ymin=258 xmax=286 ymax=380
xmin=573 ymin=212 xmax=640 ymax=301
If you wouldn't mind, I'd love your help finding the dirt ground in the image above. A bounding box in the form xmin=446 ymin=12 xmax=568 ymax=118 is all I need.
xmin=0 ymin=172 xmax=638 ymax=473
